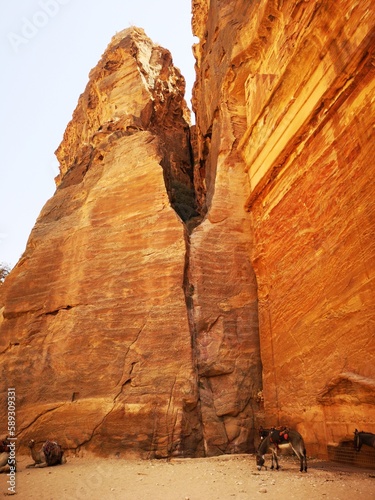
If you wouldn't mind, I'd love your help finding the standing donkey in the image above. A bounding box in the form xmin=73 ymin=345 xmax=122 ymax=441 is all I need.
xmin=256 ymin=428 xmax=308 ymax=472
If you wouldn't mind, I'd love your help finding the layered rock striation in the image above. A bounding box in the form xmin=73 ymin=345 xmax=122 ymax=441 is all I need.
xmin=192 ymin=0 xmax=375 ymax=456
xmin=0 ymin=28 xmax=203 ymax=458
xmin=1 ymin=0 xmax=375 ymax=460
xmin=0 ymin=24 xmax=262 ymax=458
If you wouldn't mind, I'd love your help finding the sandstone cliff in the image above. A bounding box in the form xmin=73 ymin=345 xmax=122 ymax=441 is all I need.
xmin=0 ymin=28 xmax=203 ymax=458
xmin=0 ymin=23 xmax=262 ymax=458
xmin=1 ymin=0 xmax=375 ymax=460
xmin=192 ymin=0 xmax=375 ymax=456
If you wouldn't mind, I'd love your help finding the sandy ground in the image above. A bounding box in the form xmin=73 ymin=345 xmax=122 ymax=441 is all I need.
xmin=1 ymin=453 xmax=375 ymax=499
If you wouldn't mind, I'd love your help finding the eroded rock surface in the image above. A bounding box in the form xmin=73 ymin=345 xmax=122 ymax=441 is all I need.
xmin=187 ymin=1 xmax=264 ymax=456
xmin=1 ymin=0 xmax=374 ymax=460
xmin=0 ymin=28 xmax=202 ymax=458
xmin=192 ymin=0 xmax=375 ymax=456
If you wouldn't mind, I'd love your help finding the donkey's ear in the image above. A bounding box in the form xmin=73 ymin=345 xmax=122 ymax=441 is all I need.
xmin=354 ymin=428 xmax=358 ymax=433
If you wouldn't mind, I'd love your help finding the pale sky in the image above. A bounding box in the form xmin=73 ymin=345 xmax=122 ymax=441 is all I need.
xmin=1 ymin=0 xmax=196 ymax=268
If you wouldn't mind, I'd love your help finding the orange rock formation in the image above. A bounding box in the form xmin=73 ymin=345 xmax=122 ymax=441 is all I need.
xmin=0 ymin=28 xmax=202 ymax=458
xmin=1 ymin=1 xmax=375 ymax=459
xmin=191 ymin=0 xmax=375 ymax=456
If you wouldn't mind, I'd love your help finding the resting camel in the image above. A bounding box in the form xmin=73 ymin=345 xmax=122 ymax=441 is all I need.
xmin=0 ymin=439 xmax=11 ymax=473
xmin=26 ymin=439 xmax=65 ymax=468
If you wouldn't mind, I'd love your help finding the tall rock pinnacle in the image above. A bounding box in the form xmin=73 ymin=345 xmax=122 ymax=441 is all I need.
xmin=0 ymin=27 xmax=203 ymax=458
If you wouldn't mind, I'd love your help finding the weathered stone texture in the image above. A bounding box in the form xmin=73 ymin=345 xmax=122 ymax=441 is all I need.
xmin=0 ymin=28 xmax=201 ymax=458
xmin=192 ymin=0 xmax=375 ymax=456
xmin=189 ymin=0 xmax=264 ymax=456
xmin=1 ymin=1 xmax=374 ymax=460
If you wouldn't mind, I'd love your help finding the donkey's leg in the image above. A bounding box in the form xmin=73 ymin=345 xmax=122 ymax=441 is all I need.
xmin=275 ymin=452 xmax=279 ymax=470
xmin=291 ymin=445 xmax=307 ymax=472
xmin=298 ymin=445 xmax=308 ymax=472
xmin=303 ymin=448 xmax=308 ymax=472
xmin=290 ymin=444 xmax=301 ymax=471
xmin=271 ymin=449 xmax=279 ymax=470
xmin=298 ymin=452 xmax=304 ymax=472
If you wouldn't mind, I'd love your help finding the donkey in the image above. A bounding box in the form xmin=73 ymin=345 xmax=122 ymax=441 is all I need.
xmin=256 ymin=428 xmax=307 ymax=472
xmin=354 ymin=429 xmax=375 ymax=452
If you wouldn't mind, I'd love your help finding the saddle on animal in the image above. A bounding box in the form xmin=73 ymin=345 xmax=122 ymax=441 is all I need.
xmin=269 ymin=427 xmax=290 ymax=446
xmin=0 ymin=440 xmax=10 ymax=453
xmin=42 ymin=440 xmax=64 ymax=466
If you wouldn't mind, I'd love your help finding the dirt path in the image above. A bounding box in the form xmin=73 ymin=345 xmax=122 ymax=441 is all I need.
xmin=1 ymin=454 xmax=374 ymax=499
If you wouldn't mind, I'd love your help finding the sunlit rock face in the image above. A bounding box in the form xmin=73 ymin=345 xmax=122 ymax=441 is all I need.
xmin=1 ymin=0 xmax=374 ymax=460
xmin=0 ymin=22 xmax=263 ymax=459
xmin=192 ymin=0 xmax=375 ymax=456
xmin=0 ymin=27 xmax=202 ymax=458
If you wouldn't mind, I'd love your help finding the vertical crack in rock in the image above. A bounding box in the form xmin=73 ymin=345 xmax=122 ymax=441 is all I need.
xmin=121 ymin=28 xmax=208 ymax=457
xmin=182 ymin=228 xmax=205 ymax=456
xmin=190 ymin=0 xmax=264 ymax=455
xmin=126 ymin=28 xmax=206 ymax=457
